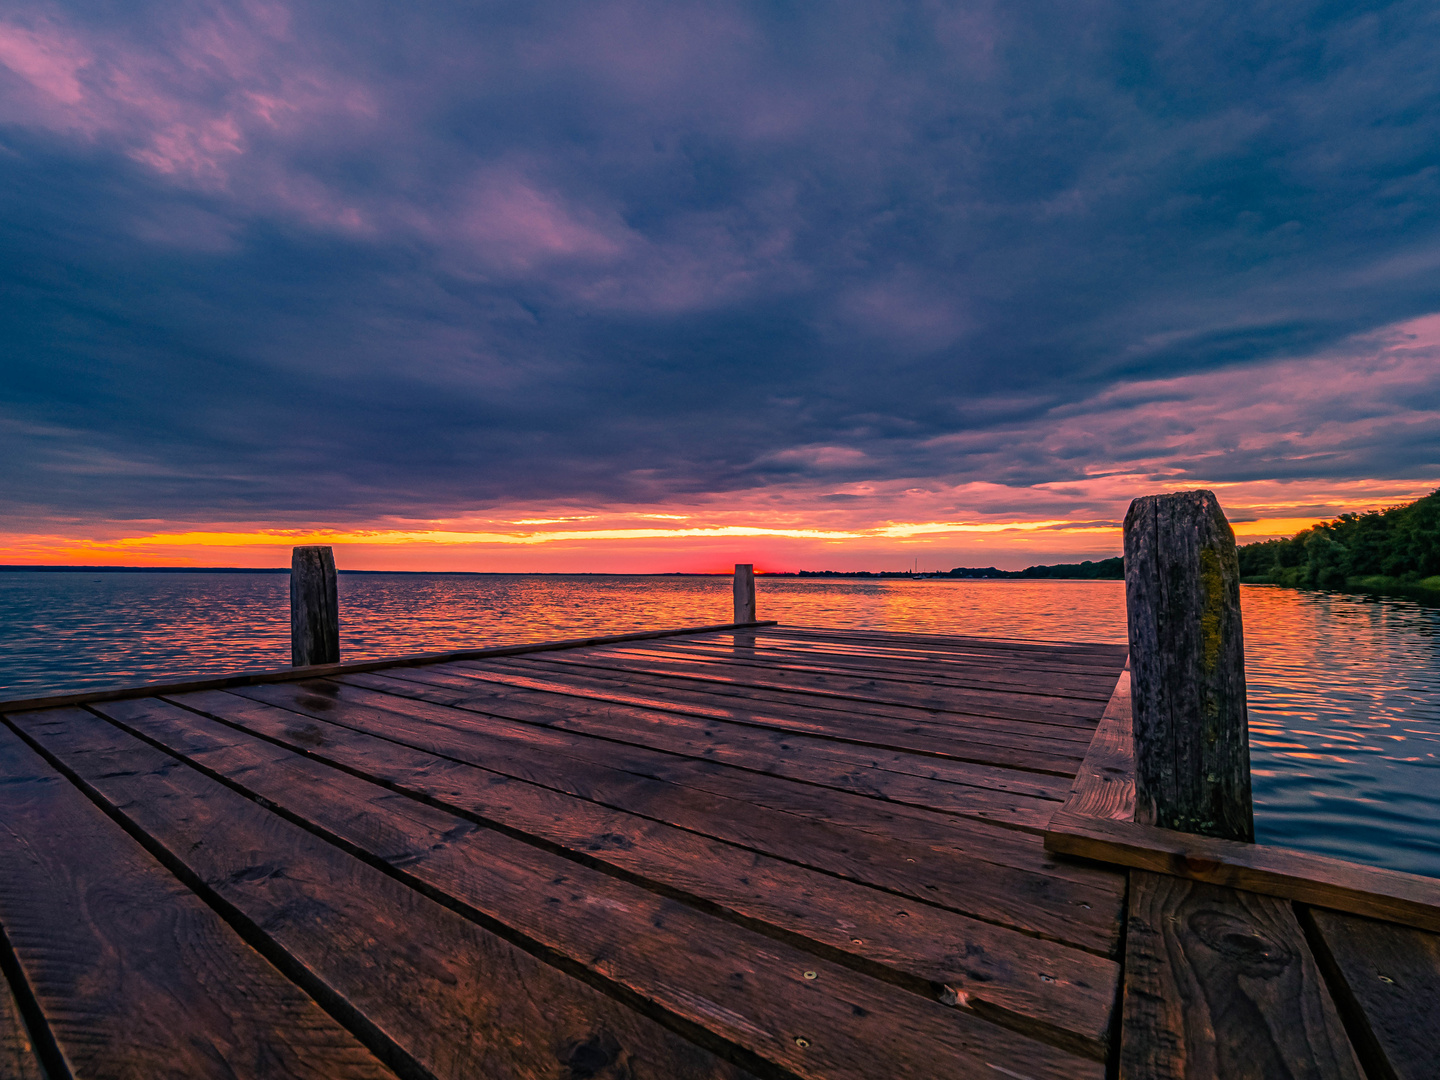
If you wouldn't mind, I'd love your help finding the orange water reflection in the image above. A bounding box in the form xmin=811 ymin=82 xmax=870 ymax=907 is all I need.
xmin=0 ymin=573 xmax=1436 ymax=876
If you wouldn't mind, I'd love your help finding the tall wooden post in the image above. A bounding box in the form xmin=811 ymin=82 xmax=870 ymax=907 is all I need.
xmin=733 ymin=564 xmax=756 ymax=623
xmin=1124 ymin=490 xmax=1253 ymax=841
xmin=291 ymin=546 xmax=339 ymax=667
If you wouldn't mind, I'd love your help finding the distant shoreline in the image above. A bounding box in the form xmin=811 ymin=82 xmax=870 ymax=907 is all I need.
xmin=0 ymin=563 xmax=1125 ymax=578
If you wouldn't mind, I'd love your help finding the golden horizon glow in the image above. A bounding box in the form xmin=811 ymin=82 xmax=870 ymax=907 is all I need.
xmin=4 ymin=517 xmax=1101 ymax=556
xmin=1 ymin=475 xmax=1430 ymax=572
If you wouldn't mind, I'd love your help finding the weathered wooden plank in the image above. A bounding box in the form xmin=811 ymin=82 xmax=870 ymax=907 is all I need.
xmin=515 ymin=648 xmax=1108 ymax=726
xmin=631 ymin=634 xmax=1119 ymax=689
xmin=1121 ymin=871 xmax=1361 ymax=1080
xmin=436 ymin=664 xmax=1087 ymax=775
xmin=497 ymin=654 xmax=1098 ymax=744
xmin=0 ymin=717 xmax=395 ymax=1080
xmin=103 ymin=694 xmax=1122 ymax=1061
xmin=759 ymin=625 xmax=1128 ymax=663
xmin=463 ymin=663 xmax=1083 ymax=791
xmin=1053 ymin=666 xmax=1135 ymax=823
xmin=1305 ymin=906 xmax=1440 ymax=1080
xmin=208 ymin=683 xmax=1128 ymax=952
xmin=1124 ymin=491 xmax=1252 ymax=840
xmin=35 ymin=705 xmax=1101 ymax=1080
xmin=596 ymin=628 xmax=1120 ymax=690
xmin=506 ymin=652 xmax=1100 ymax=751
xmin=552 ymin=633 xmax=1111 ymax=720
xmin=397 ymin=659 xmax=1088 ymax=777
xmin=15 ymin=706 xmax=758 ymax=1080
xmin=373 ymin=663 xmax=1086 ymax=788
xmin=478 ymin=656 xmax=1098 ymax=751
xmin=0 ymin=965 xmax=42 ymax=1080
xmin=1045 ymin=811 xmax=1440 ymax=934
xmin=507 ymin=650 xmax=1101 ymax=739
xmin=355 ymin=668 xmax=1066 ymax=830
xmin=0 ymin=621 xmax=776 ymax=715
xmin=741 ymin=634 xmax=1130 ymax=685
xmin=708 ymin=629 xmax=1129 ymax=673
xmin=722 ymin=640 xmax=1127 ymax=694
xmin=619 ymin=639 xmax=1120 ymax=701
xmin=298 ymin=675 xmax=1095 ymax=883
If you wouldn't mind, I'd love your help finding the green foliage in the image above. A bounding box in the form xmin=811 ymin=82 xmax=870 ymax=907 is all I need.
xmin=1016 ymin=557 xmax=1125 ymax=579
xmin=1237 ymin=489 xmax=1440 ymax=589
xmin=947 ymin=557 xmax=1124 ymax=579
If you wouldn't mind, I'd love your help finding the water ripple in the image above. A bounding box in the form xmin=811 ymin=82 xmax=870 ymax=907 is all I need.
xmin=1 ymin=573 xmax=1436 ymax=877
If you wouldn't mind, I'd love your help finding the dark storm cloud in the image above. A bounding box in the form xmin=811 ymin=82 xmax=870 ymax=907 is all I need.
xmin=2 ymin=0 xmax=1439 ymax=522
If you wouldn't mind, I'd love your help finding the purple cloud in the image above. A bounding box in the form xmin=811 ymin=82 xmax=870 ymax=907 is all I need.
xmin=1 ymin=0 xmax=1438 ymax=531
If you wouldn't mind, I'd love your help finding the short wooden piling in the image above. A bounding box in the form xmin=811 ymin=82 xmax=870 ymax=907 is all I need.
xmin=733 ymin=564 xmax=756 ymax=623
xmin=1124 ymin=490 xmax=1253 ymax=841
xmin=291 ymin=545 xmax=339 ymax=667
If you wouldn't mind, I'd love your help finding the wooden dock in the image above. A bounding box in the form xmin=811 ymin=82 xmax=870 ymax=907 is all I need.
xmin=2 ymin=620 xmax=1437 ymax=1079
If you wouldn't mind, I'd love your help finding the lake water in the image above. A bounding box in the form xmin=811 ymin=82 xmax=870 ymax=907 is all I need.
xmin=2 ymin=572 xmax=1437 ymax=878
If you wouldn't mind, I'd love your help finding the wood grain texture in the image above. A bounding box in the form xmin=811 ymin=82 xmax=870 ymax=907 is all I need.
xmin=492 ymin=654 xmax=1097 ymax=749
xmin=459 ymin=661 xmax=1080 ymax=794
xmin=498 ymin=652 xmax=1098 ymax=743
xmin=630 ymin=634 xmax=1119 ymax=689
xmin=392 ymin=663 xmax=1087 ymax=777
xmin=290 ymin=545 xmax=340 ymax=667
xmin=1124 ymin=491 xmax=1253 ymax=840
xmin=0 ymin=717 xmax=394 ymax=1080
xmin=207 ymin=681 xmax=1128 ymax=952
xmin=0 ymin=621 xmax=777 ymax=714
xmin=610 ymin=639 xmax=1119 ymax=704
xmin=541 ymin=639 xmax=1111 ymax=722
xmin=353 ymin=666 xmax=1074 ymax=828
xmin=682 ymin=633 xmax=1127 ymax=683
xmin=0 ymin=624 xmax=1146 ymax=1079
xmin=296 ymin=673 xmax=1109 ymax=882
xmin=1054 ymin=666 xmax=1135 ymax=823
xmin=302 ymin=674 xmax=1085 ymax=874
xmin=733 ymin=564 xmax=756 ymax=623
xmin=0 ymin=964 xmax=42 ymax=1080
xmin=32 ymin=704 xmax=1101 ymax=1080
xmin=461 ymin=656 xmax=1098 ymax=756
xmin=1305 ymin=906 xmax=1440 ymax=1080
xmin=1122 ymin=871 xmax=1361 ymax=1080
xmin=112 ymin=692 xmax=1121 ymax=1059
xmin=561 ymin=639 xmax=1111 ymax=714
xmin=489 ymin=656 xmax=1094 ymax=754
xmin=757 ymin=626 xmax=1129 ymax=664
xmin=16 ymin=706 xmax=756 ymax=1080
xmin=505 ymin=647 xmax=1108 ymax=728
xmin=1045 ymin=811 xmax=1440 ymax=934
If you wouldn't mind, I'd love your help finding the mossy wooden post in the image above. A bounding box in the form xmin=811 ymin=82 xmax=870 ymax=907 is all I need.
xmin=291 ymin=546 xmax=339 ymax=667
xmin=733 ymin=564 xmax=756 ymax=623
xmin=1124 ymin=490 xmax=1253 ymax=841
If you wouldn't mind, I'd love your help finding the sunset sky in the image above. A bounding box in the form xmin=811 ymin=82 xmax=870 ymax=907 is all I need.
xmin=3 ymin=1 xmax=1438 ymax=572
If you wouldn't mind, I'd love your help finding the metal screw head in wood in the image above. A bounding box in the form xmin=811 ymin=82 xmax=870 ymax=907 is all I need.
xmin=291 ymin=545 xmax=340 ymax=667
xmin=734 ymin=564 xmax=756 ymax=624
xmin=1124 ymin=490 xmax=1254 ymax=842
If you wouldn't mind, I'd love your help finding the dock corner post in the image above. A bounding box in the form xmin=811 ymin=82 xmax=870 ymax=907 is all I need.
xmin=733 ymin=564 xmax=756 ymax=623
xmin=1123 ymin=490 xmax=1253 ymax=841
xmin=291 ymin=545 xmax=340 ymax=667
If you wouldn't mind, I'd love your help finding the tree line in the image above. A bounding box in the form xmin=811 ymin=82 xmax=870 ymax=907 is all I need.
xmin=1235 ymin=489 xmax=1440 ymax=589
xmin=948 ymin=489 xmax=1440 ymax=591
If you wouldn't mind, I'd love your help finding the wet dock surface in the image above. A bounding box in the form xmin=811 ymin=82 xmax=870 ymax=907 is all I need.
xmin=0 ymin=624 xmax=1434 ymax=1079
